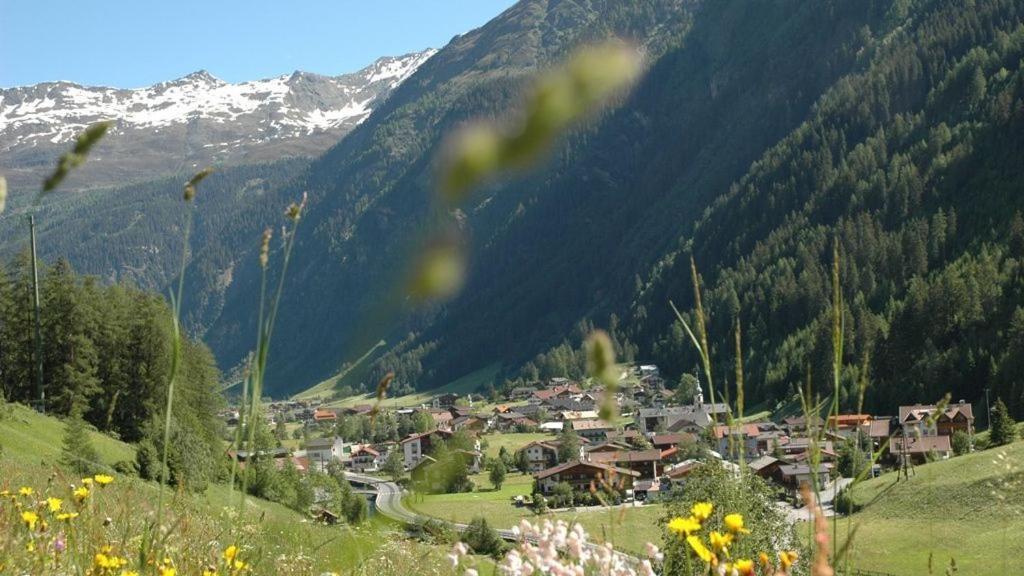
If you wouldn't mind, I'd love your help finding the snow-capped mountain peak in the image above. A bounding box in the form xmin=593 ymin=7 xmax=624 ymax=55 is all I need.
xmin=0 ymin=49 xmax=437 ymax=189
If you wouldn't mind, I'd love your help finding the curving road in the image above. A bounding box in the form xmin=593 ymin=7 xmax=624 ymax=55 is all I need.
xmin=346 ymin=472 xmax=640 ymax=564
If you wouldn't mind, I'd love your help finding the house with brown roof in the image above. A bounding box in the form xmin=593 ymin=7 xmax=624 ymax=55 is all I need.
xmin=899 ymin=401 xmax=974 ymax=438
xmin=778 ymin=463 xmax=833 ymax=494
xmin=890 ymin=434 xmax=953 ymax=465
xmin=712 ymin=424 xmax=761 ymax=460
xmin=452 ymin=415 xmax=488 ymax=433
xmin=493 ymin=411 xmax=538 ymax=431
xmin=400 ymin=429 xmax=454 ymax=469
xmin=518 ymin=440 xmax=564 ymax=472
xmin=532 ymin=383 xmax=583 ymax=403
xmin=570 ymin=418 xmax=614 ymax=441
xmin=348 ymin=445 xmax=382 ymax=472
xmin=534 ymin=460 xmax=639 ymax=496
xmin=587 ymin=449 xmax=663 ymax=479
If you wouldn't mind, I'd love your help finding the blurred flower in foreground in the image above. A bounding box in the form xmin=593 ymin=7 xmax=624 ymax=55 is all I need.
xmin=439 ymin=41 xmax=643 ymax=204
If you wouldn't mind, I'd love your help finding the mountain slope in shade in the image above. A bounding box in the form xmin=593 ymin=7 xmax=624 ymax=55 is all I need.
xmin=0 ymin=50 xmax=436 ymax=190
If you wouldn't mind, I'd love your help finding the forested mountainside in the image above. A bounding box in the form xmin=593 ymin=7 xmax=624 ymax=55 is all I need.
xmin=198 ymin=0 xmax=698 ymax=390
xmin=9 ymin=0 xmax=1020 ymax=419
xmin=0 ymin=158 xmax=308 ymax=310
xmin=352 ymin=0 xmax=1024 ymax=417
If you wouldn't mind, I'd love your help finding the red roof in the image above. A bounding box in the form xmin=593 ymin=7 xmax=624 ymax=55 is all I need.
xmin=712 ymin=424 xmax=759 ymax=439
xmin=313 ymin=409 xmax=337 ymax=421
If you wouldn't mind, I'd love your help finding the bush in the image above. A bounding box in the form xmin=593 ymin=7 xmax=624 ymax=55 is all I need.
xmin=834 ymin=486 xmax=860 ymax=514
xmin=532 ymin=491 xmax=548 ymax=513
xmin=661 ymin=462 xmax=806 ymax=574
xmin=549 ymin=482 xmax=574 ymax=508
xmin=461 ymin=516 xmax=507 ymax=558
xmin=951 ymin=430 xmax=971 ymax=456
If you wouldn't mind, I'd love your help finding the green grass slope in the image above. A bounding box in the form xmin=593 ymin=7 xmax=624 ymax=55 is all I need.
xmin=839 ymin=439 xmax=1024 ymax=575
xmin=0 ymin=402 xmax=402 ymax=573
xmin=0 ymin=403 xmax=135 ymax=465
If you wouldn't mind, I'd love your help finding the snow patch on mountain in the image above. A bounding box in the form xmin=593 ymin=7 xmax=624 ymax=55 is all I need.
xmin=0 ymin=49 xmax=437 ymax=152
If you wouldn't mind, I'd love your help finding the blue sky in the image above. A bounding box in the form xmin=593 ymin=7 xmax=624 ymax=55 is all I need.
xmin=0 ymin=0 xmax=516 ymax=88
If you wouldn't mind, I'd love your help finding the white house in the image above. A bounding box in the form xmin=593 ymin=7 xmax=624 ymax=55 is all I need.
xmin=304 ymin=436 xmax=351 ymax=471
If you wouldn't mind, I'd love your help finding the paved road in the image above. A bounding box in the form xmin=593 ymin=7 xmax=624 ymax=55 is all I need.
xmin=778 ymin=477 xmax=854 ymax=522
xmin=347 ymin=472 xmax=640 ymax=564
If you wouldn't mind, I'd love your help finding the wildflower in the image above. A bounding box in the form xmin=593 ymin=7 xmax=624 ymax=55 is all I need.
xmin=709 ymin=531 xmax=733 ymax=555
xmin=47 ymin=497 xmax=63 ymax=512
xmin=18 ymin=486 xmax=33 ymax=497
xmin=691 ymin=502 xmax=713 ymax=522
xmin=54 ymin=534 xmax=67 ymax=553
xmin=74 ymin=486 xmax=90 ymax=502
xmin=668 ymin=516 xmax=702 ymax=535
xmin=224 ymin=545 xmax=246 ymax=571
xmin=122 ymin=572 xmax=140 ymax=576
xmin=82 ymin=477 xmax=94 ymax=486
xmin=94 ymin=551 xmax=128 ymax=570
xmin=94 ymin=474 xmax=114 ymax=487
xmin=160 ymin=567 xmax=176 ymax=576
xmin=758 ymin=552 xmax=771 ymax=569
xmin=224 ymin=545 xmax=240 ymax=563
xmin=723 ymin=513 xmax=750 ymax=534
xmin=203 ymin=570 xmax=218 ymax=576
xmin=22 ymin=510 xmax=39 ymax=530
xmin=733 ymin=558 xmax=755 ymax=575
xmin=779 ymin=550 xmax=799 ymax=570
xmin=56 ymin=512 xmax=80 ymax=521
xmin=687 ymin=535 xmax=714 ymax=563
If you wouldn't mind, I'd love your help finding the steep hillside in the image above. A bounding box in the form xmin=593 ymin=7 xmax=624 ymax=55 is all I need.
xmin=347 ymin=0 xmax=1024 ymax=417
xmin=199 ymin=0 xmax=698 ymax=393
xmin=840 ymin=440 xmax=1024 ymax=574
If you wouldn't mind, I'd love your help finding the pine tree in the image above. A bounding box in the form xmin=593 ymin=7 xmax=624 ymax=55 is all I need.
xmin=488 ymin=458 xmax=506 ymax=490
xmin=61 ymin=405 xmax=100 ymax=475
xmin=989 ymin=398 xmax=1017 ymax=447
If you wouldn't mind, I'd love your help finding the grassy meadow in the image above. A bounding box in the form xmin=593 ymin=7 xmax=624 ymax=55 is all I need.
xmin=0 ymin=402 xmax=455 ymax=575
xmin=832 ymin=438 xmax=1024 ymax=575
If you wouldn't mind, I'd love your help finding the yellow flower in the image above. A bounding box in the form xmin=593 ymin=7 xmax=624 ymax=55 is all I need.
xmin=686 ymin=535 xmax=714 ymax=563
xmin=667 ymin=516 xmax=702 ymax=535
xmin=723 ymin=513 xmax=750 ymax=534
xmin=709 ymin=531 xmax=733 ymax=555
xmin=94 ymin=552 xmax=128 ymax=569
xmin=94 ymin=474 xmax=115 ymax=486
xmin=159 ymin=566 xmax=176 ymax=576
xmin=691 ymin=502 xmax=713 ymax=522
xmin=74 ymin=486 xmax=90 ymax=502
xmin=122 ymin=572 xmax=140 ymax=576
xmin=47 ymin=497 xmax=63 ymax=512
xmin=733 ymin=559 xmax=755 ymax=575
xmin=203 ymin=570 xmax=219 ymax=576
xmin=56 ymin=512 xmax=80 ymax=521
xmin=18 ymin=486 xmax=34 ymax=497
xmin=224 ymin=545 xmax=239 ymax=562
xmin=22 ymin=510 xmax=39 ymax=530
xmin=82 ymin=477 xmax=94 ymax=486
xmin=758 ymin=552 xmax=771 ymax=568
xmin=779 ymin=550 xmax=799 ymax=570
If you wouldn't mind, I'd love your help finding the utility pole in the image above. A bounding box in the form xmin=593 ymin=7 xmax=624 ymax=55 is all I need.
xmin=28 ymin=215 xmax=44 ymax=414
